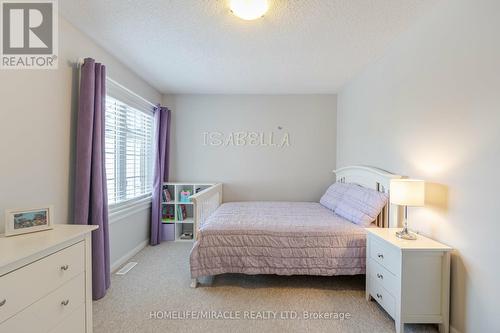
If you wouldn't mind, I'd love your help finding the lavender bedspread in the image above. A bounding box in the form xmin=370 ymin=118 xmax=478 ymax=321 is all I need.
xmin=190 ymin=202 xmax=369 ymax=278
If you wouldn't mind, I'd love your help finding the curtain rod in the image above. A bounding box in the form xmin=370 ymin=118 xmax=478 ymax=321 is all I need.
xmin=77 ymin=58 xmax=158 ymax=109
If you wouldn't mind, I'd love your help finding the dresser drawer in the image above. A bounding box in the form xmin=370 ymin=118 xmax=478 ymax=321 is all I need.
xmin=369 ymin=277 xmax=396 ymax=319
xmin=369 ymin=236 xmax=400 ymax=275
xmin=0 ymin=273 xmax=85 ymax=333
xmin=49 ymin=305 xmax=85 ymax=333
xmin=0 ymin=241 xmax=85 ymax=324
xmin=368 ymin=258 xmax=399 ymax=296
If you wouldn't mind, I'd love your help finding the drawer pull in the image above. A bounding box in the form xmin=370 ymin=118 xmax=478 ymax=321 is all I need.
xmin=377 ymin=273 xmax=383 ymax=279
xmin=61 ymin=299 xmax=70 ymax=306
xmin=376 ymin=293 xmax=383 ymax=300
xmin=0 ymin=299 xmax=6 ymax=307
xmin=377 ymin=253 xmax=384 ymax=259
xmin=60 ymin=265 xmax=69 ymax=271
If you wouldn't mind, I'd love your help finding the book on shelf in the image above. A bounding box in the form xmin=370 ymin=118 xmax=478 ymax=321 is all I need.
xmin=177 ymin=205 xmax=183 ymax=221
xmin=162 ymin=188 xmax=172 ymax=202
xmin=177 ymin=205 xmax=187 ymax=221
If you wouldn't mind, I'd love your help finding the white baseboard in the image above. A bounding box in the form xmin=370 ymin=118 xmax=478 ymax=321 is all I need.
xmin=450 ymin=325 xmax=461 ymax=333
xmin=111 ymin=239 xmax=149 ymax=273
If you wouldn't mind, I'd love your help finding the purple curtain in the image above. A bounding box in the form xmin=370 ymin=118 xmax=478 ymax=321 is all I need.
xmin=150 ymin=106 xmax=172 ymax=245
xmin=74 ymin=58 xmax=110 ymax=300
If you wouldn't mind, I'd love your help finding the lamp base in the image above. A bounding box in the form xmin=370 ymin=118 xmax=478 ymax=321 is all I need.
xmin=395 ymin=229 xmax=417 ymax=240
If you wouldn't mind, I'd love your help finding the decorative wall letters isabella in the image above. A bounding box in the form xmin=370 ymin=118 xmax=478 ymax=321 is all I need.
xmin=202 ymin=131 xmax=291 ymax=148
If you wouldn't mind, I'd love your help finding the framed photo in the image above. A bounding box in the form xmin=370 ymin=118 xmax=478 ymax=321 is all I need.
xmin=4 ymin=205 xmax=54 ymax=236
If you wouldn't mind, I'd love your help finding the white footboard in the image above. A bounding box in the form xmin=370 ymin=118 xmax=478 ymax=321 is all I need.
xmin=190 ymin=183 xmax=223 ymax=240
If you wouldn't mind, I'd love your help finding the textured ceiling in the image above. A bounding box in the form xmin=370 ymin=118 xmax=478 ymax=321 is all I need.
xmin=60 ymin=0 xmax=439 ymax=94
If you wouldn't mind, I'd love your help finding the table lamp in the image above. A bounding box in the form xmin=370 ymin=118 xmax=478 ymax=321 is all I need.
xmin=390 ymin=179 xmax=425 ymax=240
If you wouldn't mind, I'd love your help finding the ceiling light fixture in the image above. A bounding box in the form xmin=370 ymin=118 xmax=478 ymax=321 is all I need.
xmin=229 ymin=0 xmax=269 ymax=21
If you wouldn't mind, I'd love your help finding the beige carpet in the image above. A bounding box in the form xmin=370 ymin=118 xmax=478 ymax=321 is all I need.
xmin=93 ymin=241 xmax=439 ymax=333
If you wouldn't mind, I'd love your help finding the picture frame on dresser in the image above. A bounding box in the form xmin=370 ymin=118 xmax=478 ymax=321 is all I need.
xmin=4 ymin=205 xmax=54 ymax=237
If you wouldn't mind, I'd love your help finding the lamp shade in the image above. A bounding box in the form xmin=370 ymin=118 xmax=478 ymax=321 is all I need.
xmin=390 ymin=179 xmax=425 ymax=206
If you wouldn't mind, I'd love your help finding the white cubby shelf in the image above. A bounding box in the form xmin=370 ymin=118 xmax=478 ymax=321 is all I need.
xmin=161 ymin=182 xmax=215 ymax=241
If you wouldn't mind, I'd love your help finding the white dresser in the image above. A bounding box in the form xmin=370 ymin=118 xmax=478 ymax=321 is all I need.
xmin=366 ymin=228 xmax=452 ymax=333
xmin=0 ymin=225 xmax=97 ymax=333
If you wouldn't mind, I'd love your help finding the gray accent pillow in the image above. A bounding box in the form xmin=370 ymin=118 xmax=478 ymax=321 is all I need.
xmin=319 ymin=182 xmax=351 ymax=211
xmin=335 ymin=184 xmax=388 ymax=227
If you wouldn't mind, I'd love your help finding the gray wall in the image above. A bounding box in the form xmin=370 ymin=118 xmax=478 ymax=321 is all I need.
xmin=0 ymin=16 xmax=160 ymax=268
xmin=108 ymin=209 xmax=150 ymax=269
xmin=165 ymin=94 xmax=337 ymax=202
xmin=337 ymin=0 xmax=500 ymax=332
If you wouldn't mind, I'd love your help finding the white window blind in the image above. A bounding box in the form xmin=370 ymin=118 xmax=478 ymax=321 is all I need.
xmin=105 ymin=85 xmax=154 ymax=207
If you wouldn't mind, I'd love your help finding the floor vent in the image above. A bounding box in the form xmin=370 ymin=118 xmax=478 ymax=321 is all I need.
xmin=115 ymin=262 xmax=138 ymax=275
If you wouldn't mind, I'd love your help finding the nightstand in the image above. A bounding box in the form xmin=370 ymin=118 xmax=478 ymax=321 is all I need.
xmin=365 ymin=228 xmax=452 ymax=333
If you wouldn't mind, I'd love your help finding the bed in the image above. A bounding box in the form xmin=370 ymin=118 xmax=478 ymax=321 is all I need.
xmin=189 ymin=166 xmax=403 ymax=287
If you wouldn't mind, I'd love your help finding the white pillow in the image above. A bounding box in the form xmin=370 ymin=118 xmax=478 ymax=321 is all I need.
xmin=319 ymin=182 xmax=350 ymax=211
xmin=334 ymin=184 xmax=388 ymax=227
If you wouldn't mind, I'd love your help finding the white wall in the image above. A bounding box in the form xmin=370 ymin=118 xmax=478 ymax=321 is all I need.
xmin=165 ymin=94 xmax=337 ymax=202
xmin=0 ymin=16 xmax=160 ymax=268
xmin=337 ymin=0 xmax=500 ymax=332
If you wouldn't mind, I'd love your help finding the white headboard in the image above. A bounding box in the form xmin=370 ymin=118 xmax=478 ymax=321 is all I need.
xmin=334 ymin=165 xmax=403 ymax=228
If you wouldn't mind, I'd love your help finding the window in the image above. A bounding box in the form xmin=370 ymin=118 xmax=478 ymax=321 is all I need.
xmin=105 ymin=80 xmax=154 ymax=206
